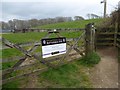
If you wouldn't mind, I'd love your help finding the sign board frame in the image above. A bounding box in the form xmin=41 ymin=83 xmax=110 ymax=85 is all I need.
xmin=41 ymin=37 xmax=66 ymax=58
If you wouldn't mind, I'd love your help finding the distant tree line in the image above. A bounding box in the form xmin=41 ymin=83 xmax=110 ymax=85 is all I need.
xmin=1 ymin=17 xmax=73 ymax=30
xmin=1 ymin=14 xmax=100 ymax=30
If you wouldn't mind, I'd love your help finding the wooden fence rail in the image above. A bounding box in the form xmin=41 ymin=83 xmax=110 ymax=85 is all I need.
xmin=96 ymin=31 xmax=120 ymax=47
xmin=117 ymin=9 xmax=120 ymax=62
xmin=96 ymin=20 xmax=120 ymax=62
xmin=13 ymin=28 xmax=85 ymax=33
xmin=2 ymin=33 xmax=84 ymax=84
xmin=2 ymin=53 xmax=82 ymax=84
xmin=96 ymin=30 xmax=115 ymax=46
xmin=2 ymin=38 xmax=79 ymax=50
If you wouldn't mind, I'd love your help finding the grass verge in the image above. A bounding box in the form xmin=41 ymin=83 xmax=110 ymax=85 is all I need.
xmin=1 ymin=48 xmax=23 ymax=59
xmin=78 ymin=52 xmax=101 ymax=67
xmin=2 ymin=61 xmax=18 ymax=70
xmin=2 ymin=80 xmax=20 ymax=89
xmin=2 ymin=53 xmax=100 ymax=88
xmin=38 ymin=61 xmax=92 ymax=88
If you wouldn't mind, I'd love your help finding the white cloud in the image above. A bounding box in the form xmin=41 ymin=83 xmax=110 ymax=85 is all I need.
xmin=2 ymin=0 xmax=100 ymax=3
xmin=1 ymin=0 xmax=119 ymax=22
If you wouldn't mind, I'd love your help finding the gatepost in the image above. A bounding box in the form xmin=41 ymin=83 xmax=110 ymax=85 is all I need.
xmin=85 ymin=23 xmax=95 ymax=57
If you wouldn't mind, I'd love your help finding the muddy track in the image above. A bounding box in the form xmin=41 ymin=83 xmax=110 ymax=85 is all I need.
xmin=89 ymin=47 xmax=119 ymax=88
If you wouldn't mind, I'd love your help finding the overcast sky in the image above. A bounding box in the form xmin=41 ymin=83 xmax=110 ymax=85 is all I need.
xmin=1 ymin=0 xmax=119 ymax=22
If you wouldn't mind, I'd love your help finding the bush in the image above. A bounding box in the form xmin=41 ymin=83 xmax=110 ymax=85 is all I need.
xmin=79 ymin=52 xmax=101 ymax=67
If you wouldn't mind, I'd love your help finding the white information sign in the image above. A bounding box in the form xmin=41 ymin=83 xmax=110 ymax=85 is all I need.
xmin=41 ymin=37 xmax=66 ymax=58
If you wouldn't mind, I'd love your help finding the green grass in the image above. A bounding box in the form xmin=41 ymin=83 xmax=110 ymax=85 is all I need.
xmin=2 ymin=32 xmax=47 ymax=44
xmin=2 ymin=59 xmax=92 ymax=88
xmin=60 ymin=31 xmax=83 ymax=38
xmin=2 ymin=19 xmax=103 ymax=44
xmin=38 ymin=61 xmax=92 ymax=88
xmin=1 ymin=48 xmax=23 ymax=59
xmin=35 ymin=19 xmax=103 ymax=29
xmin=2 ymin=61 xmax=18 ymax=70
xmin=1 ymin=19 xmax=103 ymax=88
xmin=1 ymin=48 xmax=100 ymax=88
xmin=2 ymin=80 xmax=20 ymax=89
xmin=1 ymin=44 xmax=42 ymax=59
xmin=2 ymin=31 xmax=82 ymax=44
xmin=2 ymin=77 xmax=27 ymax=89
xmin=37 ymin=52 xmax=101 ymax=88
xmin=78 ymin=52 xmax=101 ymax=67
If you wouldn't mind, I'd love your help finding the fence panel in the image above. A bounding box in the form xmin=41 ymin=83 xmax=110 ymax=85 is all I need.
xmin=2 ymin=30 xmax=86 ymax=84
xmin=2 ymin=23 xmax=96 ymax=84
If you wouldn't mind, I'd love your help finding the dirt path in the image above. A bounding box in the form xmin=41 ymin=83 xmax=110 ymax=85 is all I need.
xmin=89 ymin=47 xmax=118 ymax=88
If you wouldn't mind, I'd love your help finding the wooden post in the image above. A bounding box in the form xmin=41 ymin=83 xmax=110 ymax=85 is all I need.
xmin=104 ymin=0 xmax=107 ymax=18
xmin=22 ymin=29 xmax=25 ymax=33
xmin=118 ymin=7 xmax=120 ymax=62
xmin=114 ymin=10 xmax=118 ymax=47
xmin=118 ymin=48 xmax=120 ymax=62
xmin=91 ymin=23 xmax=96 ymax=51
xmin=85 ymin=23 xmax=95 ymax=56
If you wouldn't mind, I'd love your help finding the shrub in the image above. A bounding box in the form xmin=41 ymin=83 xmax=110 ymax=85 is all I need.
xmin=79 ymin=52 xmax=101 ymax=67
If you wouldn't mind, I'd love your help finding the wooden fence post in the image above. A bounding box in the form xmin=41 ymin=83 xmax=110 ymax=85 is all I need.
xmin=114 ymin=8 xmax=119 ymax=47
xmin=118 ymin=48 xmax=120 ymax=62
xmin=85 ymin=23 xmax=95 ymax=56
xmin=117 ymin=7 xmax=120 ymax=63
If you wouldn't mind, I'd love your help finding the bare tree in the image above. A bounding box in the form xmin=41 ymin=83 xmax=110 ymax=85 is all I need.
xmin=87 ymin=14 xmax=91 ymax=19
xmin=1 ymin=22 xmax=10 ymax=30
xmin=87 ymin=14 xmax=101 ymax=19
xmin=74 ymin=16 xmax=84 ymax=21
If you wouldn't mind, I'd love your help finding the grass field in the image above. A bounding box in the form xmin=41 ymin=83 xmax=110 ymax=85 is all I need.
xmin=1 ymin=48 xmax=24 ymax=59
xmin=35 ymin=19 xmax=103 ymax=29
xmin=2 ymin=31 xmax=83 ymax=59
xmin=2 ymin=19 xmax=102 ymax=88
xmin=2 ymin=59 xmax=92 ymax=88
xmin=2 ymin=18 xmax=102 ymax=44
xmin=2 ymin=32 xmax=47 ymax=44
xmin=2 ymin=61 xmax=18 ymax=70
xmin=1 ymin=18 xmax=101 ymax=66
xmin=38 ymin=61 xmax=92 ymax=88
xmin=2 ymin=31 xmax=83 ymax=44
xmin=2 ymin=51 xmax=101 ymax=88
